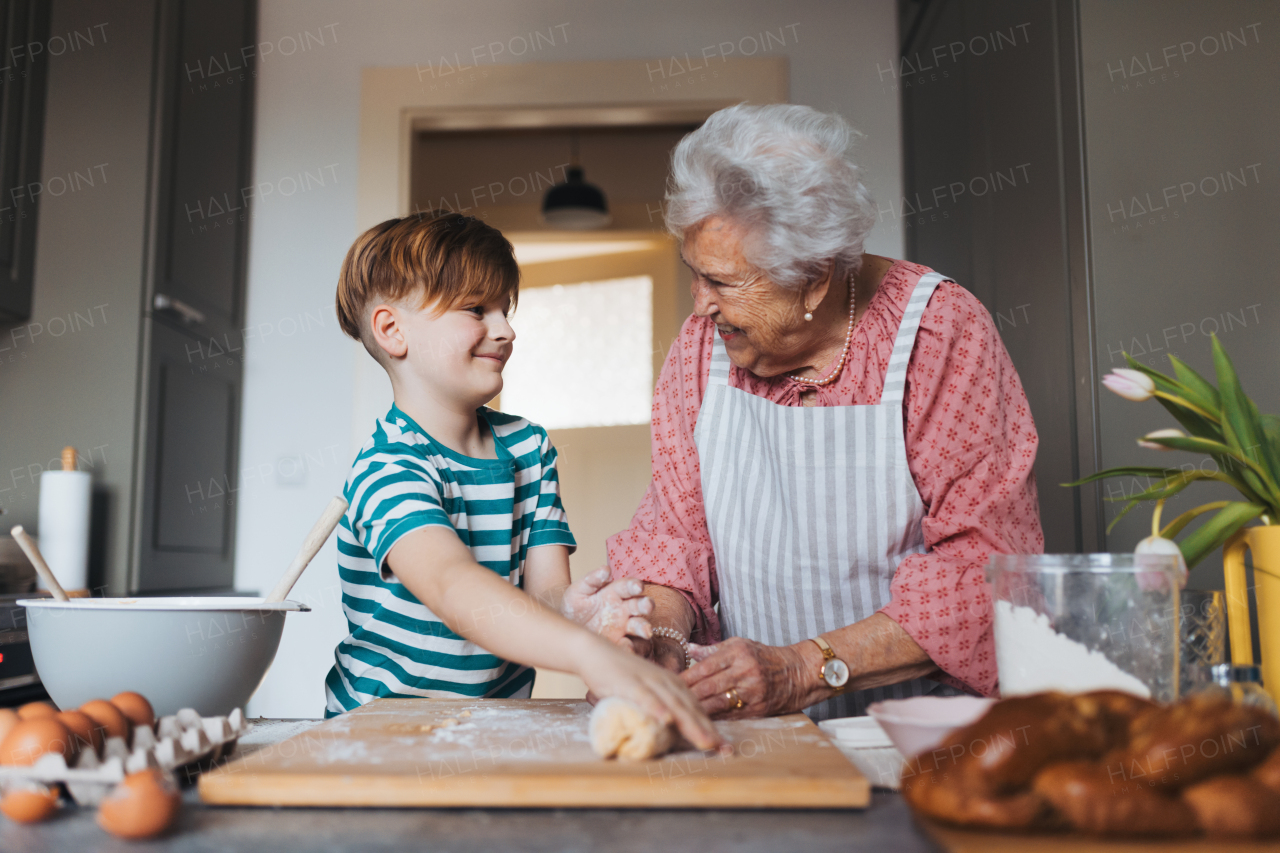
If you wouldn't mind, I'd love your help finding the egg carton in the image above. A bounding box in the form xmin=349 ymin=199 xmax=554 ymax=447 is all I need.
xmin=0 ymin=707 xmax=247 ymax=805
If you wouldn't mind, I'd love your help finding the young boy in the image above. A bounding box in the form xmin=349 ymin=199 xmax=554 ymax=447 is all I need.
xmin=325 ymin=213 xmax=719 ymax=750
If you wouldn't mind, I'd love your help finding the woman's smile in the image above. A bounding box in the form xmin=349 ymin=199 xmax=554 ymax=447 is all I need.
xmin=715 ymin=320 xmax=743 ymax=340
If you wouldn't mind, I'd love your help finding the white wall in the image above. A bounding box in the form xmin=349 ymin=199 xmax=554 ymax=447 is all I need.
xmin=239 ymin=0 xmax=903 ymax=717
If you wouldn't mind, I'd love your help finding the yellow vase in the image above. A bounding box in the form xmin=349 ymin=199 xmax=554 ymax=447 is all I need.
xmin=1224 ymin=525 xmax=1280 ymax=703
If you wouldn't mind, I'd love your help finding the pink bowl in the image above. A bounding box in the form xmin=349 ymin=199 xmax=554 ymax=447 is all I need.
xmin=866 ymin=695 xmax=996 ymax=759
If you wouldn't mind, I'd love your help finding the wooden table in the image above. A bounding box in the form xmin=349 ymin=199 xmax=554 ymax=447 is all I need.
xmin=0 ymin=719 xmax=937 ymax=853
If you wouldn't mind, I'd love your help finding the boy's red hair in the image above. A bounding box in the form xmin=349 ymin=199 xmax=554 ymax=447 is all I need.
xmin=336 ymin=212 xmax=519 ymax=348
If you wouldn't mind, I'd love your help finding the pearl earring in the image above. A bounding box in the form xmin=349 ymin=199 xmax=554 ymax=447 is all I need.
xmin=803 ymin=311 xmax=813 ymax=321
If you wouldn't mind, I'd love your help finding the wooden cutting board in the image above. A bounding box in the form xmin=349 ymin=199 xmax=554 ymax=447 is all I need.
xmin=198 ymin=698 xmax=869 ymax=809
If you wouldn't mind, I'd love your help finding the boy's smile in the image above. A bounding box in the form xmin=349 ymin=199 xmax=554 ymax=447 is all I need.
xmin=370 ymin=293 xmax=516 ymax=417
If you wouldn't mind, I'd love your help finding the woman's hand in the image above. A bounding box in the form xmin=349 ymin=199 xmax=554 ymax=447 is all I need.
xmin=578 ymin=640 xmax=727 ymax=754
xmin=681 ymin=637 xmax=823 ymax=719
xmin=560 ymin=567 xmax=653 ymax=647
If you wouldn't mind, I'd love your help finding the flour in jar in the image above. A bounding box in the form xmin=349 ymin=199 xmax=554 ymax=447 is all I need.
xmin=994 ymin=600 xmax=1151 ymax=698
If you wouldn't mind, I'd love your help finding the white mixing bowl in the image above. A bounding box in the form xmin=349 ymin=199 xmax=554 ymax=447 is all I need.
xmin=20 ymin=597 xmax=309 ymax=716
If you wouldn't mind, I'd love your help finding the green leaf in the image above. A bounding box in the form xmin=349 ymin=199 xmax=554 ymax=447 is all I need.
xmin=1062 ymin=467 xmax=1182 ymax=488
xmin=1152 ymin=394 xmax=1222 ymax=442
xmin=1112 ymin=469 xmax=1244 ymax=505
xmin=1262 ymin=414 xmax=1280 ymax=450
xmin=1249 ymin=402 xmax=1280 ymax=492
xmin=1213 ymin=334 xmax=1274 ymax=487
xmin=1142 ymin=433 xmax=1277 ymax=506
xmin=1177 ymin=501 xmax=1267 ymax=568
xmin=1217 ymin=414 xmax=1277 ymax=507
xmin=1167 ymin=355 xmax=1222 ymax=412
xmin=1160 ymin=501 xmax=1232 ymax=539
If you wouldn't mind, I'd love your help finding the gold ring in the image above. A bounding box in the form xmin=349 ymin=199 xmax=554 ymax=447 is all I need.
xmin=725 ymin=688 xmax=745 ymax=710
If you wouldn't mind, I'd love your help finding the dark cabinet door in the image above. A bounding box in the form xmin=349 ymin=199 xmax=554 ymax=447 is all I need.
xmin=149 ymin=0 xmax=255 ymax=339
xmin=136 ymin=0 xmax=255 ymax=592
xmin=0 ymin=0 xmax=51 ymax=325
xmin=136 ymin=319 xmax=240 ymax=592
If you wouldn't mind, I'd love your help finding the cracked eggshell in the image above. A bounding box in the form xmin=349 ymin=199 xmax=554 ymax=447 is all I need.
xmin=97 ymin=768 xmax=180 ymax=839
xmin=0 ymin=785 xmax=59 ymax=823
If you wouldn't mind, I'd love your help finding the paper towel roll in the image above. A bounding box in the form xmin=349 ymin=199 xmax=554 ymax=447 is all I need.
xmin=38 ymin=470 xmax=91 ymax=591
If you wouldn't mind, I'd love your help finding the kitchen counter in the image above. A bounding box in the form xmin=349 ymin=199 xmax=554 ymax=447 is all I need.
xmin=0 ymin=719 xmax=941 ymax=852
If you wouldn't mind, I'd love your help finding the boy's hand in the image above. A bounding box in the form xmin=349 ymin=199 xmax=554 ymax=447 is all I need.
xmin=561 ymin=566 xmax=653 ymax=647
xmin=578 ymin=641 xmax=728 ymax=754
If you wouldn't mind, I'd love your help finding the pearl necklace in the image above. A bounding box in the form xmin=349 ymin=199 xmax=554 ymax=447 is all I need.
xmin=789 ymin=270 xmax=857 ymax=387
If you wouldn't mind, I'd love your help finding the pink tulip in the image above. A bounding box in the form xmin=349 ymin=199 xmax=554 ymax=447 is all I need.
xmin=1102 ymin=369 xmax=1155 ymax=401
xmin=1135 ymin=535 xmax=1187 ymax=589
xmin=1138 ymin=428 xmax=1186 ymax=450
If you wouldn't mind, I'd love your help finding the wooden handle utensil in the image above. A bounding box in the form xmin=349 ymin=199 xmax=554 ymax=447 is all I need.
xmin=265 ymin=496 xmax=348 ymax=603
xmin=9 ymin=525 xmax=70 ymax=602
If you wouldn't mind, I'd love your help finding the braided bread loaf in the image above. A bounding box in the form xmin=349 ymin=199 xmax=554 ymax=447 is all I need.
xmin=902 ymin=691 xmax=1280 ymax=838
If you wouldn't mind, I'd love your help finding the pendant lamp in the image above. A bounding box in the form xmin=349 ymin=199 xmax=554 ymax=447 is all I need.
xmin=541 ymin=131 xmax=611 ymax=229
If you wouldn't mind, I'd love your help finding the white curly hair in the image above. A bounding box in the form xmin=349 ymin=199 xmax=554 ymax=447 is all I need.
xmin=665 ymin=103 xmax=878 ymax=289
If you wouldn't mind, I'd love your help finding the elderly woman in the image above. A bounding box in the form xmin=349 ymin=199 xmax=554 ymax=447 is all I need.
xmin=606 ymin=104 xmax=1044 ymax=721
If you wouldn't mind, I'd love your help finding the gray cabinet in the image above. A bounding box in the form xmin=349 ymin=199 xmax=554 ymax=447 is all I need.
xmin=0 ymin=0 xmax=51 ymax=325
xmin=136 ymin=0 xmax=255 ymax=593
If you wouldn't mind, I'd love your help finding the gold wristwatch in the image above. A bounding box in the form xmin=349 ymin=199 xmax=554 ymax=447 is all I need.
xmin=810 ymin=636 xmax=850 ymax=691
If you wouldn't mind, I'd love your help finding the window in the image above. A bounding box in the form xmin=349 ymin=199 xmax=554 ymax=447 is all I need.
xmin=500 ymin=276 xmax=653 ymax=429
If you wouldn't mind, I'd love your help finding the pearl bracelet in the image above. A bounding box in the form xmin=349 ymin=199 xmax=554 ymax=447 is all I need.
xmin=651 ymin=626 xmax=690 ymax=669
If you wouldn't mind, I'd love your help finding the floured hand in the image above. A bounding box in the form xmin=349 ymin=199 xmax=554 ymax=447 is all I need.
xmin=561 ymin=566 xmax=653 ymax=647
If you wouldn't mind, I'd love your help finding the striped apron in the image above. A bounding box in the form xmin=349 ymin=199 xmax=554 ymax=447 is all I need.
xmin=695 ymin=271 xmax=951 ymax=720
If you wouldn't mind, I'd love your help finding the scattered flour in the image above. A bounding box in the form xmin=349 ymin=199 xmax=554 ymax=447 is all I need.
xmin=995 ymin=600 xmax=1151 ymax=698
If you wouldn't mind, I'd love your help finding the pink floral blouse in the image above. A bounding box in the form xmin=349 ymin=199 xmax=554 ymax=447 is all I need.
xmin=605 ymin=260 xmax=1044 ymax=696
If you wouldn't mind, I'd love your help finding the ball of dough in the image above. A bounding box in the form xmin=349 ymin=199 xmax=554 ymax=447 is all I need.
xmin=589 ymin=697 xmax=675 ymax=761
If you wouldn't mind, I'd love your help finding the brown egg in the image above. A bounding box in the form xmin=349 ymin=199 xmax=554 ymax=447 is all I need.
xmin=0 ymin=785 xmax=59 ymax=823
xmin=0 ymin=708 xmax=19 ymax=744
xmin=56 ymin=710 xmax=104 ymax=757
xmin=79 ymin=699 xmax=131 ymax=743
xmin=97 ymin=768 xmax=180 ymax=839
xmin=16 ymin=701 xmax=58 ymax=720
xmin=0 ymin=718 xmax=74 ymax=766
xmin=110 ymin=692 xmax=156 ymax=730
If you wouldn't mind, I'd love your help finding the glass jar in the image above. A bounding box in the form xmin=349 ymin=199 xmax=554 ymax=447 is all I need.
xmin=1192 ymin=664 xmax=1280 ymax=717
xmin=987 ymin=553 xmax=1181 ymax=702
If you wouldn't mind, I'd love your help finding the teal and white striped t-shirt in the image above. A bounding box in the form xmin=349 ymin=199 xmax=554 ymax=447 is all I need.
xmin=324 ymin=404 xmax=576 ymax=716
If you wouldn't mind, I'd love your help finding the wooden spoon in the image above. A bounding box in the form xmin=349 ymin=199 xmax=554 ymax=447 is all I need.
xmin=265 ymin=496 xmax=348 ymax=603
xmin=9 ymin=525 xmax=70 ymax=602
